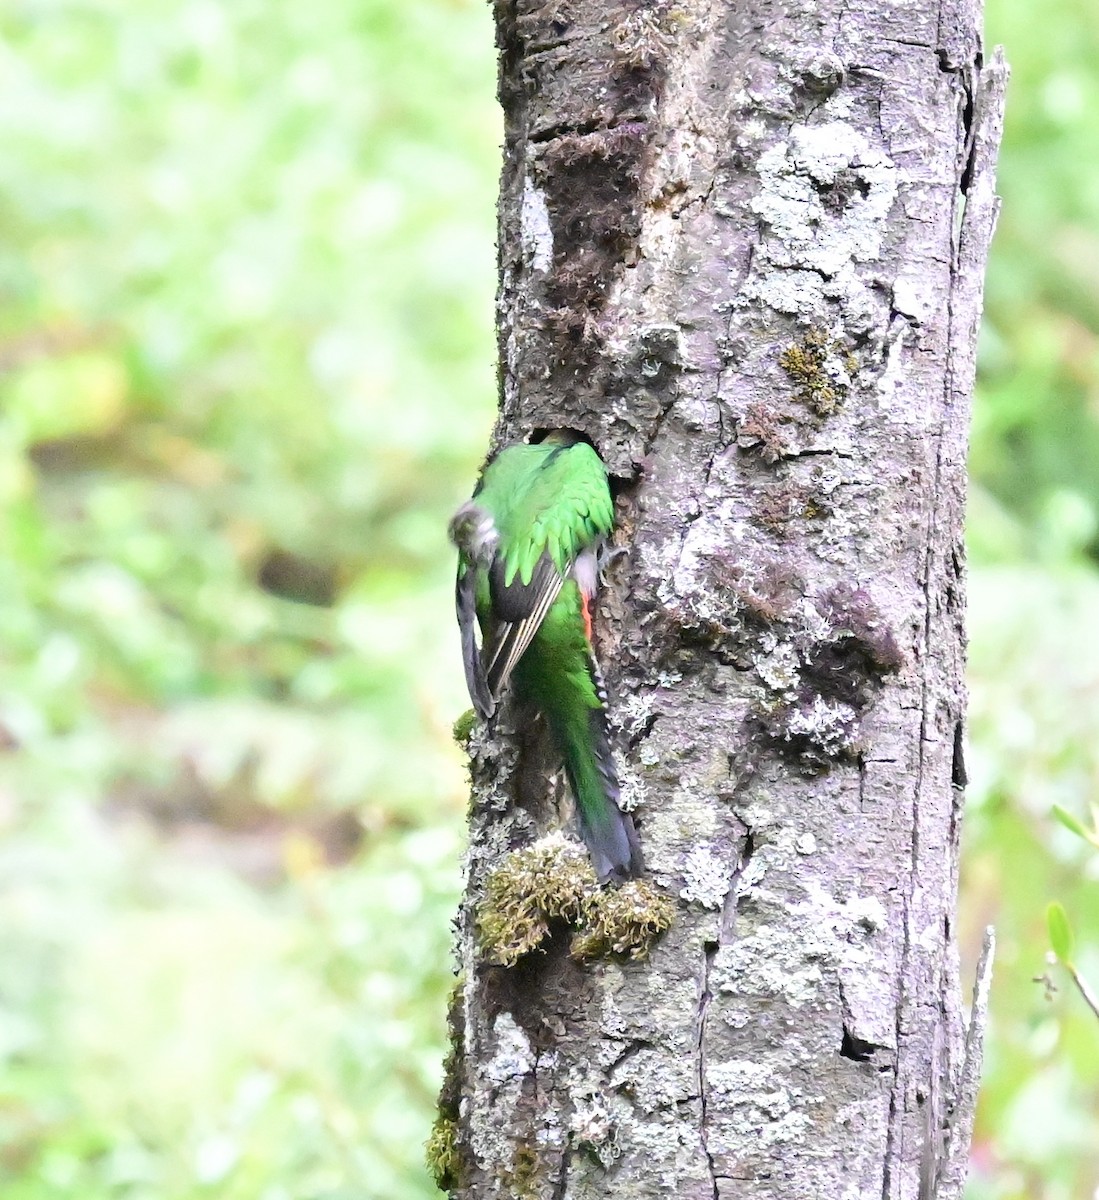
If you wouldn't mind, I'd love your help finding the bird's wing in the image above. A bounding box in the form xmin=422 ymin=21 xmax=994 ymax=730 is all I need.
xmin=481 ymin=552 xmax=564 ymax=701
xmin=455 ymin=565 xmax=495 ymax=720
xmin=460 ymin=438 xmax=613 ymax=711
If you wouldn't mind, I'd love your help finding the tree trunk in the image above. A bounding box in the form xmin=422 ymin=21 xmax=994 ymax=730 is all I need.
xmin=435 ymin=2 xmax=1006 ymax=1197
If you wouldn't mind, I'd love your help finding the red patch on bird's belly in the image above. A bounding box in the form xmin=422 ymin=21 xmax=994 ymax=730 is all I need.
xmin=580 ymin=592 xmax=593 ymax=642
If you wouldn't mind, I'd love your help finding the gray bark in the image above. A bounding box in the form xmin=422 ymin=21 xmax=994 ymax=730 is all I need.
xmin=441 ymin=2 xmax=1006 ymax=1197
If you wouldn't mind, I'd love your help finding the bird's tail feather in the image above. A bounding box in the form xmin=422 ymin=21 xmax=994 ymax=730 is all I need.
xmin=557 ymin=706 xmax=642 ymax=884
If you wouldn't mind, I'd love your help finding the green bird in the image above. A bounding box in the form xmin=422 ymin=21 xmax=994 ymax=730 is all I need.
xmin=449 ymin=430 xmax=642 ymax=883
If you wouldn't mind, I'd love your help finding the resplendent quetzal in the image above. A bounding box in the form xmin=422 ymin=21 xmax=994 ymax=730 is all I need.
xmin=448 ymin=430 xmax=642 ymax=883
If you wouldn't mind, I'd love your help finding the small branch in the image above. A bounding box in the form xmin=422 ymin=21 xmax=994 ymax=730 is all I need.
xmin=1065 ymin=961 xmax=1099 ymax=1023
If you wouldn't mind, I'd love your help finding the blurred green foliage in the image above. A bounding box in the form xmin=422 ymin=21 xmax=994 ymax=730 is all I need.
xmin=974 ymin=0 xmax=1099 ymax=563
xmin=0 ymin=0 xmax=1097 ymax=1196
xmin=0 ymin=0 xmax=496 ymax=1195
xmin=963 ymin=2 xmax=1099 ymax=1196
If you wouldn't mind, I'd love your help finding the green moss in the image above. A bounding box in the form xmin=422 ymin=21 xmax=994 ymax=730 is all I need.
xmin=477 ymin=837 xmax=674 ymax=967
xmin=436 ymin=975 xmax=465 ymax=1122
xmin=779 ymin=327 xmax=854 ymax=417
xmin=428 ymin=973 xmax=467 ymax=1193
xmin=571 ymin=879 xmax=676 ymax=961
xmin=452 ymin=708 xmax=478 ymax=745
xmin=445 ymin=974 xmax=466 ymax=1044
xmin=425 ymin=1114 xmax=463 ymax=1193
xmin=477 ymin=838 xmax=593 ymax=967
xmin=502 ymin=1141 xmax=543 ymax=1198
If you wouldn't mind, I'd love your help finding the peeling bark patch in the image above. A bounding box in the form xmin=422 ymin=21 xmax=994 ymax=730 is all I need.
xmin=736 ymin=400 xmax=796 ymax=462
xmin=792 ymin=48 xmax=846 ymax=103
xmin=815 ymin=582 xmax=905 ymax=676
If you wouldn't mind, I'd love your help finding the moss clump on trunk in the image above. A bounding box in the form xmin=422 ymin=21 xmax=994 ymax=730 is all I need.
xmin=477 ymin=835 xmax=673 ymax=966
xmin=425 ymin=1114 xmax=463 ymax=1192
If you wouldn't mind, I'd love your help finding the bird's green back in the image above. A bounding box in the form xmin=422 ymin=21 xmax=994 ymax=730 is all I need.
xmin=474 ymin=440 xmax=613 ymax=586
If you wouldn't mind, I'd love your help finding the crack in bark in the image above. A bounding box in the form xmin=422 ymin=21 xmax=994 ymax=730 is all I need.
xmin=882 ymin=640 xmax=932 ymax=1199
xmin=881 ymin=36 xmax=936 ymax=49
xmin=786 ymin=444 xmax=855 ymax=459
xmin=528 ymin=113 xmax=654 ymax=146
xmin=607 ymin=1037 xmax=654 ymax=1078
xmin=696 ymin=826 xmax=754 ymax=1198
xmin=552 ymin=1145 xmax=573 ymax=1200
xmin=697 ymin=941 xmax=721 ymax=1200
xmin=518 ymin=30 xmax=588 ymax=57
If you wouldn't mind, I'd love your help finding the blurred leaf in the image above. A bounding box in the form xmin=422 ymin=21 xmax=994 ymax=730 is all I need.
xmin=1051 ymin=803 xmax=1098 ymax=848
xmin=1047 ymin=902 xmax=1075 ymax=965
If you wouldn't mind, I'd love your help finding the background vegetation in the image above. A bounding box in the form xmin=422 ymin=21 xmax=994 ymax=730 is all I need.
xmin=0 ymin=1 xmax=1095 ymax=1196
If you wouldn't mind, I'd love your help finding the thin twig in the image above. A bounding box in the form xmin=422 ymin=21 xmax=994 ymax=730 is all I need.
xmin=1066 ymin=962 xmax=1099 ymax=1022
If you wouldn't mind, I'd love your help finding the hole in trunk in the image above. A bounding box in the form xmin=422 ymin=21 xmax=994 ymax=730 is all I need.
xmin=840 ymin=1027 xmax=881 ymax=1063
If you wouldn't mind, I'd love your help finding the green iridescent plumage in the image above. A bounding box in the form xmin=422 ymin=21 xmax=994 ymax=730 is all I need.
xmin=488 ymin=440 xmax=614 ymax=584
xmin=449 ymin=431 xmax=641 ymax=882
